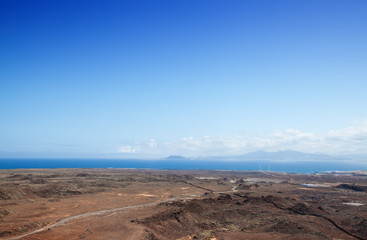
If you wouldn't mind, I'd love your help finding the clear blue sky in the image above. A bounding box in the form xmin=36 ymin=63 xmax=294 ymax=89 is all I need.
xmin=1 ymin=0 xmax=367 ymax=157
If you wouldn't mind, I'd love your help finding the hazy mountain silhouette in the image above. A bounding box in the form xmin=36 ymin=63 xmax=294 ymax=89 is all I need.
xmin=164 ymin=155 xmax=188 ymax=160
xmin=201 ymin=150 xmax=345 ymax=161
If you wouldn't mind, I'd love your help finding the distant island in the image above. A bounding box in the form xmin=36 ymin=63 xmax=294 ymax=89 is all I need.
xmin=164 ymin=155 xmax=187 ymax=160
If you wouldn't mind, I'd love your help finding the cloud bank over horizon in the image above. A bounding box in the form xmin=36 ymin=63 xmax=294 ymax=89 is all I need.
xmin=117 ymin=120 xmax=367 ymax=157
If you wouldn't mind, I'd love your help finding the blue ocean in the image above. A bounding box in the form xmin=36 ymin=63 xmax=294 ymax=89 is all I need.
xmin=1 ymin=159 xmax=367 ymax=174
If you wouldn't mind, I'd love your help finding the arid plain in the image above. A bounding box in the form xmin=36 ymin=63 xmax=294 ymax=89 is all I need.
xmin=1 ymin=168 xmax=367 ymax=240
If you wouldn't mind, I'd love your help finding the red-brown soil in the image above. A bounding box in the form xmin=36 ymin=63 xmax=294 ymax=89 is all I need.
xmin=1 ymin=169 xmax=367 ymax=239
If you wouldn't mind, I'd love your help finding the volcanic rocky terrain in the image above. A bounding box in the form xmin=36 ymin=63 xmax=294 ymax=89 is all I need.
xmin=0 ymin=168 xmax=367 ymax=239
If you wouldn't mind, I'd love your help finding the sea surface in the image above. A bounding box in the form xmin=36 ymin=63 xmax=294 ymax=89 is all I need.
xmin=1 ymin=159 xmax=367 ymax=174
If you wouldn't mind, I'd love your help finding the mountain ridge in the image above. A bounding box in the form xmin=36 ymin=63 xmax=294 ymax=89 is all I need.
xmin=194 ymin=150 xmax=347 ymax=162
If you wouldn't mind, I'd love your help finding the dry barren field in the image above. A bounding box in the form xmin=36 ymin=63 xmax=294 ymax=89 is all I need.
xmin=1 ymin=168 xmax=367 ymax=240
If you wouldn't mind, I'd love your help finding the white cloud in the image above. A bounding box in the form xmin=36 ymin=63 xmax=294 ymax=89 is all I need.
xmin=117 ymin=145 xmax=140 ymax=153
xmin=116 ymin=120 xmax=367 ymax=156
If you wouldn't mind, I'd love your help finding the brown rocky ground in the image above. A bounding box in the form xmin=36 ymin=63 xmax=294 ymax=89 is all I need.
xmin=0 ymin=169 xmax=367 ymax=239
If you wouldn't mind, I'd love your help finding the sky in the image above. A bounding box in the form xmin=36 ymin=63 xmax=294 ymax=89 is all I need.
xmin=1 ymin=0 xmax=367 ymax=158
